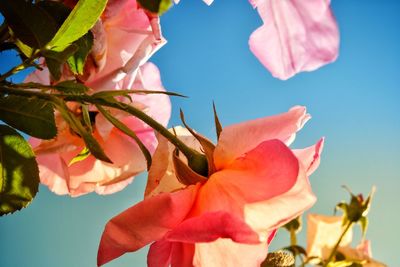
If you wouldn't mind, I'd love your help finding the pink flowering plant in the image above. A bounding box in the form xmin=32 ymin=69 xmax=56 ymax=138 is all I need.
xmin=0 ymin=0 xmax=386 ymax=267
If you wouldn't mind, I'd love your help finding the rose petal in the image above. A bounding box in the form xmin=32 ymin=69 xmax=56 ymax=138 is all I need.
xmin=193 ymin=239 xmax=268 ymax=267
xmin=148 ymin=240 xmax=172 ymax=267
xmin=166 ymin=211 xmax=260 ymax=244
xmin=249 ymin=0 xmax=339 ymax=80
xmin=243 ymin=163 xmax=315 ymax=234
xmin=171 ymin=243 xmax=195 ymax=267
xmin=306 ymin=214 xmax=353 ymax=259
xmin=214 ymin=106 xmax=310 ymax=169
xmin=145 ymin=127 xmax=201 ymax=197
xmin=97 ymin=185 xmax=199 ymax=266
xmin=293 ymin=138 xmax=324 ymax=176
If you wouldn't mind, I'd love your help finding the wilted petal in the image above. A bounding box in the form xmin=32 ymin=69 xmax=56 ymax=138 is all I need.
xmin=166 ymin=211 xmax=260 ymax=244
xmin=249 ymin=0 xmax=339 ymax=80
xmin=97 ymin=184 xmax=199 ymax=266
xmin=193 ymin=238 xmax=268 ymax=267
xmin=214 ymin=106 xmax=309 ymax=169
xmin=145 ymin=126 xmax=202 ymax=197
xmin=306 ymin=214 xmax=353 ymax=259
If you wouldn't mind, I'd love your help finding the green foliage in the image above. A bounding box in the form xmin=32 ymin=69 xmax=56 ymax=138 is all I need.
xmin=138 ymin=0 xmax=173 ymax=15
xmin=46 ymin=0 xmax=107 ymax=52
xmin=54 ymin=80 xmax=90 ymax=94
xmin=213 ymin=102 xmax=222 ymax=140
xmin=42 ymin=44 xmax=78 ymax=80
xmin=0 ymin=125 xmax=39 ymax=216
xmin=69 ymin=147 xmax=91 ymax=166
xmin=96 ymin=105 xmax=152 ymax=170
xmin=0 ymin=0 xmax=57 ymax=48
xmin=335 ymin=186 xmax=375 ymax=225
xmin=55 ymin=99 xmax=112 ymax=163
xmin=0 ymin=95 xmax=56 ymax=139
xmin=67 ymin=32 xmax=94 ymax=75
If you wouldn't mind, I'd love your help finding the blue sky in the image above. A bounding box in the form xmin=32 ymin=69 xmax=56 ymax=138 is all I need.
xmin=1 ymin=0 xmax=399 ymax=266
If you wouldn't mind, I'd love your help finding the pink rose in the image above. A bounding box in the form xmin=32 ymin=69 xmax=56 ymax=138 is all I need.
xmin=84 ymin=0 xmax=165 ymax=89
xmin=28 ymin=62 xmax=171 ymax=197
xmin=249 ymin=0 xmax=339 ymax=80
xmin=98 ymin=106 xmax=324 ymax=266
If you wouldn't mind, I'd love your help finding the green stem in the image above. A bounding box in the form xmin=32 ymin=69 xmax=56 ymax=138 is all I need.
xmin=323 ymin=221 xmax=353 ymax=267
xmin=290 ymin=228 xmax=297 ymax=246
xmin=0 ymin=85 xmax=207 ymax=174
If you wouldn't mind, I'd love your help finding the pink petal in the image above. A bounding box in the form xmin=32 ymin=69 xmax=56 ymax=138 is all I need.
xmin=293 ymin=138 xmax=324 ymax=176
xmin=35 ymin=154 xmax=70 ymax=195
xmin=24 ymin=68 xmax=50 ymax=84
xmin=196 ymin=139 xmax=300 ymax=232
xmin=148 ymin=240 xmax=172 ymax=267
xmin=249 ymin=0 xmax=339 ymax=80
xmin=193 ymin=239 xmax=268 ymax=267
xmin=130 ymin=62 xmax=171 ymax=127
xmin=214 ymin=106 xmax=309 ymax=170
xmin=243 ymin=162 xmax=315 ymax=234
xmin=166 ymin=211 xmax=260 ymax=244
xmin=97 ymin=185 xmax=199 ymax=266
xmin=86 ymin=1 xmax=165 ymax=88
xmin=306 ymin=214 xmax=353 ymax=259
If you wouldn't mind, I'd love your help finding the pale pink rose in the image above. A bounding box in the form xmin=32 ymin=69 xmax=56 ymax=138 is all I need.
xmin=28 ymin=62 xmax=171 ymax=197
xmin=306 ymin=214 xmax=386 ymax=266
xmin=98 ymin=106 xmax=324 ymax=267
xmin=85 ymin=0 xmax=166 ymax=89
xmin=306 ymin=214 xmax=353 ymax=260
xmin=249 ymin=0 xmax=339 ymax=80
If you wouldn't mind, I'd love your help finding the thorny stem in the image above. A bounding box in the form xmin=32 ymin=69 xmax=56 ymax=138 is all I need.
xmin=323 ymin=221 xmax=353 ymax=267
xmin=0 ymin=85 xmax=207 ymax=174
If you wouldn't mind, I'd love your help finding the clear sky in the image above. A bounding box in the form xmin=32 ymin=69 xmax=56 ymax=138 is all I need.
xmin=1 ymin=0 xmax=399 ymax=266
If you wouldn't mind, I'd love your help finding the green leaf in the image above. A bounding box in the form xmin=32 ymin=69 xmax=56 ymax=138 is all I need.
xmin=81 ymin=104 xmax=93 ymax=133
xmin=67 ymin=32 xmax=94 ymax=75
xmin=359 ymin=216 xmax=368 ymax=239
xmin=69 ymin=147 xmax=91 ymax=166
xmin=42 ymin=44 xmax=78 ymax=80
xmin=54 ymin=99 xmax=112 ymax=163
xmin=36 ymin=1 xmax=71 ymax=26
xmin=180 ymin=109 xmax=214 ymax=176
xmin=0 ymin=0 xmax=57 ymax=48
xmin=213 ymin=102 xmax=222 ymax=140
xmin=46 ymin=0 xmax=107 ymax=52
xmin=0 ymin=125 xmax=39 ymax=215
xmin=0 ymin=95 xmax=56 ymax=139
xmin=54 ymin=80 xmax=90 ymax=94
xmin=96 ymin=105 xmax=152 ymax=170
xmin=137 ymin=0 xmax=173 ymax=15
